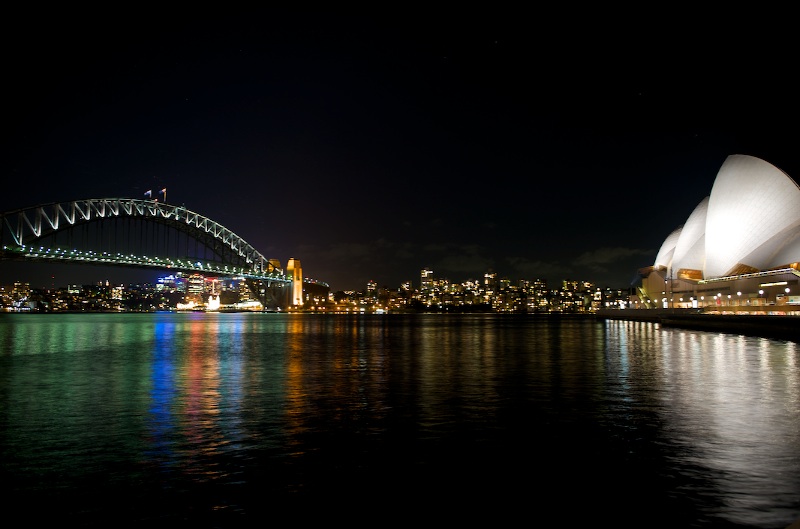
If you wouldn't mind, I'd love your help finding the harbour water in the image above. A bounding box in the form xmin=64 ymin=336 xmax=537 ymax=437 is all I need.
xmin=1 ymin=312 xmax=798 ymax=528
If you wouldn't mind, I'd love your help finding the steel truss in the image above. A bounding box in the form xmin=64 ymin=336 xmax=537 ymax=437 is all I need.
xmin=0 ymin=198 xmax=287 ymax=281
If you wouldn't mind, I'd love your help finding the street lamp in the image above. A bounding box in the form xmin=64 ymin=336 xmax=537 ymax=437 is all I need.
xmin=759 ymin=289 xmax=764 ymax=305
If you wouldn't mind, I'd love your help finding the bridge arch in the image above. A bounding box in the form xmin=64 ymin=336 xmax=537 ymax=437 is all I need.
xmin=0 ymin=198 xmax=285 ymax=281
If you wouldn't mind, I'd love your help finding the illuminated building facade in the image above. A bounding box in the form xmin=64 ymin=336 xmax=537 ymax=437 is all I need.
xmin=187 ymin=273 xmax=205 ymax=298
xmin=420 ymin=268 xmax=433 ymax=292
xmin=286 ymin=258 xmax=303 ymax=306
xmin=635 ymin=155 xmax=800 ymax=311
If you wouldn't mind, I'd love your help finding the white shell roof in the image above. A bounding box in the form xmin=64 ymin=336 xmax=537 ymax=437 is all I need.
xmin=654 ymin=154 xmax=800 ymax=279
xmin=670 ymin=196 xmax=709 ymax=275
xmin=654 ymin=227 xmax=682 ymax=270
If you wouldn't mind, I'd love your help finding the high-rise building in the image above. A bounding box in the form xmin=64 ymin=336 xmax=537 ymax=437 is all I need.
xmin=186 ymin=274 xmax=205 ymax=302
xmin=12 ymin=282 xmax=30 ymax=299
xmin=483 ymin=269 xmax=497 ymax=303
xmin=421 ymin=268 xmax=433 ymax=292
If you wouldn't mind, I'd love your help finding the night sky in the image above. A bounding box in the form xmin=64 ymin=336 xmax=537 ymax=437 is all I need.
xmin=4 ymin=10 xmax=798 ymax=291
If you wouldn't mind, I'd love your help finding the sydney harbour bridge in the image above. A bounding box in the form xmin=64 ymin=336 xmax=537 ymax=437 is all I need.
xmin=0 ymin=198 xmax=322 ymax=309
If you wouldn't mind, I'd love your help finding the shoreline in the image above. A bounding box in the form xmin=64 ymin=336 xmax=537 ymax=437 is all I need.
xmin=596 ymin=308 xmax=800 ymax=342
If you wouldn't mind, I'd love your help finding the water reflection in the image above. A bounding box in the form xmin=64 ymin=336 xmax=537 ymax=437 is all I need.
xmin=604 ymin=321 xmax=800 ymax=527
xmin=0 ymin=313 xmax=797 ymax=527
xmin=148 ymin=318 xmax=177 ymax=466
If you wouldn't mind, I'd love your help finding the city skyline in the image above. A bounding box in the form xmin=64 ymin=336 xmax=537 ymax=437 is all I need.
xmin=2 ymin=264 xmax=629 ymax=315
xmin=0 ymin=257 xmax=616 ymax=293
xmin=4 ymin=10 xmax=798 ymax=291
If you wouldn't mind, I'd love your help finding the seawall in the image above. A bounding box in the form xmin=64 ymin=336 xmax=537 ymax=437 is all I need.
xmin=595 ymin=308 xmax=800 ymax=343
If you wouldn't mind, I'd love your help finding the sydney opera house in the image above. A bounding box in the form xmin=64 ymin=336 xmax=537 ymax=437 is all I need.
xmin=633 ymin=154 xmax=800 ymax=313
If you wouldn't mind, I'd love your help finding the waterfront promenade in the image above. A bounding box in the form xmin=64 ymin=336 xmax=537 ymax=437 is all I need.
xmin=595 ymin=307 xmax=800 ymax=342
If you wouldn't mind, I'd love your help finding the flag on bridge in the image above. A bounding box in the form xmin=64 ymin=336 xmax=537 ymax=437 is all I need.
xmin=144 ymin=190 xmax=152 ymax=197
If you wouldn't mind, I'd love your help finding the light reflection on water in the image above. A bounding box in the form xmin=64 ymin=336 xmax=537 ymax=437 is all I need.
xmin=0 ymin=313 xmax=797 ymax=527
